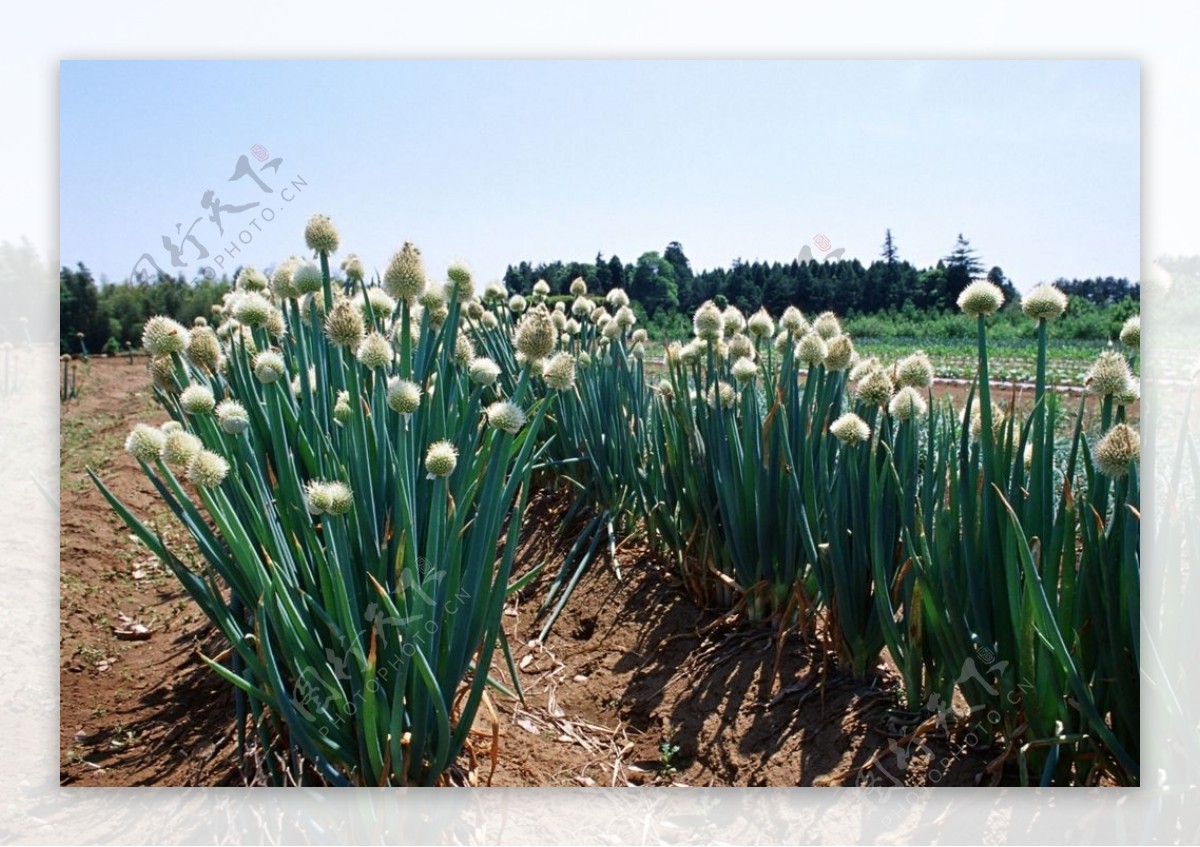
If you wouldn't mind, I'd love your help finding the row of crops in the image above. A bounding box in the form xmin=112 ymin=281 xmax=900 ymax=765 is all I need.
xmin=93 ymin=215 xmax=1141 ymax=787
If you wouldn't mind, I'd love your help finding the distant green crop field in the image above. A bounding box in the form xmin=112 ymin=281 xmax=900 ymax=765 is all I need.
xmin=853 ymin=336 xmax=1108 ymax=386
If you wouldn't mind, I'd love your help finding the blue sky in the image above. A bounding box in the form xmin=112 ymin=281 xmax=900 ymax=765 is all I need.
xmin=59 ymin=60 xmax=1139 ymax=292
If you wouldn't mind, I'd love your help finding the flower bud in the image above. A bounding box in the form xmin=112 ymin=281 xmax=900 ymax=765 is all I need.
xmin=424 ymin=440 xmax=458 ymax=478
xmin=957 ymin=280 xmax=1004 ymax=317
xmin=830 ymin=412 xmax=870 ymax=445
xmin=304 ymin=214 xmax=340 ymax=255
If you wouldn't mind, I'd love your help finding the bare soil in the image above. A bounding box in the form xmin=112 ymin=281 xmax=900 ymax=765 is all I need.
xmin=60 ymin=357 xmax=1004 ymax=788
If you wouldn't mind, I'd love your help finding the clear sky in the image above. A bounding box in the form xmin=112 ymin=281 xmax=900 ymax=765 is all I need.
xmin=59 ymin=60 xmax=1139 ymax=293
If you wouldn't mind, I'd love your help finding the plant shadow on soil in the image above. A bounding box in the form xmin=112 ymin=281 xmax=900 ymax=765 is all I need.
xmin=485 ymin=492 xmax=1000 ymax=788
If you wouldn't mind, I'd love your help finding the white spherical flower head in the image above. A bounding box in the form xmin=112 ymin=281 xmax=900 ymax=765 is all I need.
xmin=514 ymin=307 xmax=558 ymax=361
xmin=606 ymin=288 xmax=630 ymax=309
xmin=1119 ymin=315 xmax=1140 ymax=350
xmin=747 ymin=308 xmax=775 ymax=340
xmin=323 ymin=481 xmax=354 ymax=516
xmin=325 ymin=300 xmax=366 ymax=348
xmin=849 ymin=356 xmax=880 ymax=383
xmin=142 ymin=315 xmax=191 ymax=357
xmin=125 ymin=423 xmax=167 ymax=463
xmin=655 ymin=378 xmax=675 ymax=399
xmin=233 ymin=291 xmax=274 ymax=327
xmin=265 ymin=307 xmax=286 ymax=340
xmin=187 ymin=326 xmax=221 ymax=372
xmin=731 ymin=356 xmax=759 ymax=384
xmin=551 ymin=310 xmax=568 ymax=332
xmin=570 ymin=277 xmax=588 ymax=297
xmin=271 ymin=258 xmax=299 ymax=299
xmin=215 ymin=399 xmax=250 ymax=434
xmin=160 ymin=420 xmax=183 ymax=435
xmin=454 ymin=334 xmax=476 ymax=367
xmin=895 ymin=351 xmax=935 ymax=389
xmin=483 ymin=281 xmax=507 ymax=303
xmin=508 ymin=294 xmax=528 ymax=314
xmin=304 ymin=214 xmax=340 ymax=255
xmin=364 ymin=287 xmax=397 ymax=320
xmin=565 ymin=318 xmax=581 ymax=336
xmin=162 ymin=430 xmax=202 ymax=466
xmin=341 ymin=253 xmax=366 ymax=284
xmin=1021 ymin=283 xmax=1068 ymax=322
xmin=333 ymin=390 xmax=353 ymax=425
xmin=383 ymin=242 xmax=427 ymax=303
xmin=722 ymin=306 xmax=746 ymax=337
xmin=601 ymin=318 xmax=623 ymax=341
xmin=465 ymin=300 xmax=485 ymax=321
xmin=481 ymin=312 xmax=499 ymax=330
xmin=773 ymin=330 xmax=792 ymax=354
xmin=888 ymin=386 xmax=928 ymax=422
xmin=468 ymin=357 xmax=501 ymax=386
xmin=680 ymin=339 xmax=703 ymax=363
xmin=813 ymin=312 xmax=842 ymax=340
xmin=386 ymin=377 xmax=422 ymax=415
xmin=796 ymin=331 xmax=828 ymax=367
xmin=830 ymin=412 xmax=871 ymax=446
xmin=727 ymin=333 xmax=755 ymax=362
xmin=486 ymin=400 xmax=527 ymax=435
xmin=1085 ymin=351 xmax=1134 ymax=397
xmin=542 ymin=352 xmax=577 ymax=390
xmin=180 ymin=384 xmax=216 ymax=415
xmin=187 ymin=449 xmax=230 ymax=488
xmin=304 ymin=480 xmax=332 ymax=515
xmin=306 ymin=480 xmax=353 ymax=516
xmin=693 ymin=301 xmax=724 ymax=341
xmin=446 ymin=260 xmax=474 ymax=300
xmin=355 ymin=331 xmax=393 ymax=370
xmin=1095 ymin=423 xmax=1140 ymax=479
xmin=957 ymin=280 xmax=1005 ymax=317
xmin=823 ymin=335 xmax=854 ymax=371
xmin=571 ymin=296 xmax=592 ymax=317
xmin=855 ymin=367 xmax=895 ymax=407
xmin=291 ymin=261 xmax=324 ymax=297
xmin=532 ymin=279 xmax=551 ymax=298
xmin=779 ymin=306 xmax=807 ymax=336
xmin=253 ymin=350 xmax=286 ymax=384
xmin=235 ymin=266 xmax=270 ymax=292
xmin=615 ymin=306 xmax=637 ymax=329
xmin=424 ymin=440 xmax=459 ymax=478
xmin=705 ymin=381 xmax=737 ymax=409
xmin=577 ymin=350 xmax=592 ymax=369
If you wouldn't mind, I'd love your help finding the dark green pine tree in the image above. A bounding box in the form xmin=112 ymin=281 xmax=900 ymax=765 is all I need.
xmin=943 ymin=233 xmax=985 ymax=309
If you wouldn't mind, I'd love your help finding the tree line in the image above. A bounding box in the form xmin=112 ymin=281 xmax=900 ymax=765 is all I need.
xmin=503 ymin=232 xmax=1139 ymax=340
xmin=59 ymin=231 xmax=1141 ymax=353
xmin=60 ymin=264 xmax=230 ymax=355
